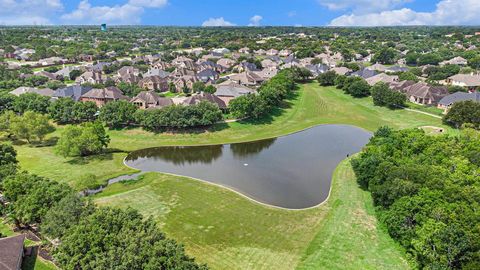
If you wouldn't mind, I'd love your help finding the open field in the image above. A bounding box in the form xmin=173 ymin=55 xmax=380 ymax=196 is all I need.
xmin=95 ymin=159 xmax=411 ymax=270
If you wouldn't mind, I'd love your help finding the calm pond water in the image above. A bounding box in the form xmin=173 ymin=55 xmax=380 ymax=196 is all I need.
xmin=125 ymin=125 xmax=372 ymax=209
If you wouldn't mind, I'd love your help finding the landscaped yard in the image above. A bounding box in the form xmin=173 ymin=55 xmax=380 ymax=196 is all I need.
xmin=14 ymin=82 xmax=449 ymax=269
xmin=1 ymin=219 xmax=57 ymax=270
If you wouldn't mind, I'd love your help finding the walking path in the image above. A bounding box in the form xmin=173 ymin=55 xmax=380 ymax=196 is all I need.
xmin=404 ymin=108 xmax=442 ymax=119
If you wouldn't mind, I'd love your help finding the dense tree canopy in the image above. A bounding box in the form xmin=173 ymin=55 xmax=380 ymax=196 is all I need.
xmin=443 ymin=100 xmax=480 ymax=129
xmin=56 ymin=121 xmax=110 ymax=157
xmin=54 ymin=207 xmax=208 ymax=270
xmin=371 ymin=82 xmax=406 ymax=109
xmin=351 ymin=127 xmax=480 ymax=269
xmin=99 ymin=100 xmax=137 ymax=128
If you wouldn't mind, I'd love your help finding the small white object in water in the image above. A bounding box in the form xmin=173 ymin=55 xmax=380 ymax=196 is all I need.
xmin=244 ymin=163 xmax=248 ymax=166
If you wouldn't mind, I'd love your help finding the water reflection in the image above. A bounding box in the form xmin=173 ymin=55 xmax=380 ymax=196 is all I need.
xmin=125 ymin=125 xmax=372 ymax=209
xmin=230 ymin=138 xmax=276 ymax=158
xmin=126 ymin=145 xmax=223 ymax=165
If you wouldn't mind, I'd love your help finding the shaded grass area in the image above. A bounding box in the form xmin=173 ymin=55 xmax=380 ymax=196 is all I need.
xmin=94 ymin=160 xmax=411 ymax=270
xmin=15 ymin=147 xmax=137 ymax=187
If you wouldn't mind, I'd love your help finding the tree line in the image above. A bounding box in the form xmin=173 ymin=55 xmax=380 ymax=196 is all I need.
xmin=0 ymin=144 xmax=208 ymax=270
xmin=351 ymin=127 xmax=480 ymax=269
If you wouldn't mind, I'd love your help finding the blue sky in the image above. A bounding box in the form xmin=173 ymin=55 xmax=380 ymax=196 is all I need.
xmin=1 ymin=0 xmax=479 ymax=26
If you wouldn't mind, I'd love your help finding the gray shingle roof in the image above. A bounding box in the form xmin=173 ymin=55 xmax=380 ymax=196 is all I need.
xmin=438 ymin=91 xmax=480 ymax=106
xmin=53 ymin=85 xmax=93 ymax=101
xmin=0 ymin=234 xmax=25 ymax=270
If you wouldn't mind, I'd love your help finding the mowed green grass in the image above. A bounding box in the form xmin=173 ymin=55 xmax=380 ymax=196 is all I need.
xmin=106 ymin=83 xmax=452 ymax=151
xmin=95 ymin=160 xmax=411 ymax=270
xmin=14 ymin=83 xmax=446 ymax=269
xmin=17 ymin=83 xmax=449 ymax=186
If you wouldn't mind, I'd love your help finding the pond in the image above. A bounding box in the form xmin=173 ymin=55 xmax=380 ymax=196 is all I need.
xmin=124 ymin=125 xmax=372 ymax=209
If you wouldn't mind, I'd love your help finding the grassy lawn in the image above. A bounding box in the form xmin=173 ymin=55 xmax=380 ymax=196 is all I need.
xmin=13 ymin=82 xmax=450 ymax=269
xmin=16 ymin=83 xmax=450 ymax=187
xmin=95 ymin=159 xmax=411 ymax=270
xmin=105 ymin=83 xmax=452 ymax=151
xmin=406 ymin=101 xmax=444 ymax=116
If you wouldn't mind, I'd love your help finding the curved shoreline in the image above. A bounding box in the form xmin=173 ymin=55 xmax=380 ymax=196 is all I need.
xmin=114 ymin=124 xmax=370 ymax=211
xmin=121 ymin=156 xmax=337 ymax=212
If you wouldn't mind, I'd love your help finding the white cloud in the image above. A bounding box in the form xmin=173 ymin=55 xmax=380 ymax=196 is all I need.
xmin=248 ymin=15 xmax=263 ymax=27
xmin=61 ymin=0 xmax=168 ymax=25
xmin=319 ymin=0 xmax=412 ymax=14
xmin=288 ymin=11 xmax=297 ymax=17
xmin=128 ymin=0 xmax=167 ymax=8
xmin=0 ymin=0 xmax=63 ymax=25
xmin=329 ymin=0 xmax=480 ymax=26
xmin=202 ymin=17 xmax=236 ymax=27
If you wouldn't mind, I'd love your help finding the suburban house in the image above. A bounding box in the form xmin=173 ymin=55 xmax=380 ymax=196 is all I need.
xmin=261 ymin=59 xmax=279 ymax=69
xmin=366 ymin=63 xmax=388 ymax=72
xmin=446 ymin=74 xmax=480 ymax=90
xmin=130 ymin=91 xmax=173 ymax=109
xmin=172 ymin=56 xmax=197 ymax=70
xmin=437 ymin=91 xmax=480 ymax=113
xmin=35 ymin=71 xmax=60 ymax=81
xmin=279 ymin=49 xmax=292 ymax=57
xmin=228 ymin=71 xmax=264 ymax=86
xmin=75 ymin=71 xmax=105 ymax=85
xmin=331 ymin=67 xmax=351 ymax=75
xmin=197 ymin=69 xmax=220 ymax=83
xmin=236 ymin=62 xmax=260 ymax=72
xmin=55 ymin=66 xmax=80 ymax=79
xmin=440 ymin=56 xmax=468 ymax=66
xmin=239 ymin=47 xmax=250 ymax=54
xmin=115 ymin=66 xmax=141 ymax=84
xmin=366 ymin=73 xmax=399 ymax=86
xmin=9 ymin=86 xmax=54 ymax=97
xmin=143 ymin=68 xmax=170 ymax=78
xmin=183 ymin=92 xmax=227 ymax=109
xmin=305 ymin=64 xmax=329 ymax=77
xmin=254 ymin=68 xmax=278 ymax=80
xmin=217 ymin=58 xmax=236 ymax=69
xmin=0 ymin=234 xmax=25 ymax=270
xmin=254 ymin=49 xmax=266 ymax=55
xmin=77 ymin=54 xmax=94 ymax=62
xmin=151 ymin=60 xmax=171 ymax=70
xmin=212 ymin=48 xmax=230 ymax=55
xmin=52 ymin=85 xmax=93 ymax=101
xmin=266 ymin=49 xmax=279 ymax=56
xmin=385 ymin=66 xmax=409 ymax=73
xmin=388 ymin=80 xmax=416 ymax=92
xmin=215 ymin=82 xmax=256 ymax=105
xmin=173 ymin=76 xmax=199 ymax=92
xmin=80 ymin=86 xmax=129 ymax=107
xmin=138 ymin=76 xmax=169 ymax=92
xmin=402 ymin=82 xmax=449 ymax=105
xmin=350 ymin=68 xmax=378 ymax=79
xmin=89 ymin=62 xmax=111 ymax=72
xmin=38 ymin=56 xmax=67 ymax=66
xmin=171 ymin=67 xmax=196 ymax=78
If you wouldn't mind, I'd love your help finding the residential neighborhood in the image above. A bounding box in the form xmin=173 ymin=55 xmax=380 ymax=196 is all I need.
xmin=0 ymin=15 xmax=480 ymax=270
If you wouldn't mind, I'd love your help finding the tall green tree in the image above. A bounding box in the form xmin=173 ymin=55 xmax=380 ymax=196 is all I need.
xmin=56 ymin=122 xmax=110 ymax=157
